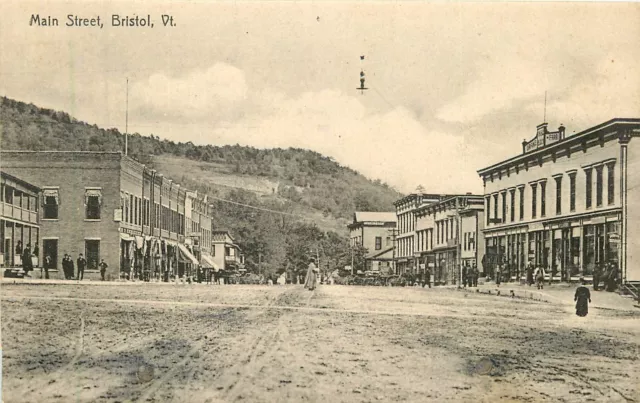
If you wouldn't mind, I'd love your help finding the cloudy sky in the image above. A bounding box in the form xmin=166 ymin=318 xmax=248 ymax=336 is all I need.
xmin=1 ymin=1 xmax=639 ymax=194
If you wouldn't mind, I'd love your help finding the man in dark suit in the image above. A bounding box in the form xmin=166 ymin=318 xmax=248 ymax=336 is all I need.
xmin=76 ymin=253 xmax=87 ymax=280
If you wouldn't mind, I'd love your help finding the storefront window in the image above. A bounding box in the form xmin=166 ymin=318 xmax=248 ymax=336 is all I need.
xmin=584 ymin=225 xmax=596 ymax=274
xmin=606 ymin=221 xmax=620 ymax=264
xmin=570 ymin=228 xmax=580 ymax=277
xmin=552 ymin=231 xmax=562 ymax=279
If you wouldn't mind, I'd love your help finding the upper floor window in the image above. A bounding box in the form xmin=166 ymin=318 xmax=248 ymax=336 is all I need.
xmin=540 ymin=181 xmax=547 ymax=217
xmin=518 ymin=187 xmax=524 ymax=221
xmin=569 ymin=172 xmax=576 ymax=212
xmin=554 ymin=176 xmax=562 ymax=215
xmin=585 ymin=168 xmax=593 ymax=209
xmin=531 ymin=184 xmax=537 ymax=219
xmin=43 ymin=188 xmax=59 ymax=219
xmin=607 ymin=162 xmax=615 ymax=205
xmin=596 ymin=166 xmax=604 ymax=207
xmin=501 ymin=192 xmax=507 ymax=223
xmin=85 ymin=188 xmax=102 ymax=220
xmin=493 ymin=194 xmax=498 ymax=222
xmin=509 ymin=189 xmax=515 ymax=222
xmin=375 ymin=236 xmax=382 ymax=250
xmin=485 ymin=196 xmax=491 ymax=226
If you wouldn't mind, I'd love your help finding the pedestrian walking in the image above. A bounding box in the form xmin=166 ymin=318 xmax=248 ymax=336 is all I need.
xmin=61 ymin=254 xmax=71 ymax=279
xmin=472 ymin=264 xmax=479 ymax=287
xmin=98 ymin=259 xmax=108 ymax=281
xmin=43 ymin=254 xmax=52 ymax=279
xmin=462 ymin=265 xmax=468 ymax=288
xmin=22 ymin=243 xmax=33 ymax=275
xmin=574 ymin=279 xmax=591 ymax=317
xmin=605 ymin=261 xmax=619 ymax=292
xmin=15 ymin=240 xmax=23 ymax=259
xmin=593 ymin=263 xmax=602 ymax=291
xmin=534 ymin=266 xmax=545 ymax=289
xmin=495 ymin=265 xmax=501 ymax=287
xmin=424 ymin=267 xmax=432 ymax=288
xmin=304 ymin=257 xmax=318 ymax=291
xmin=76 ymin=253 xmax=87 ymax=280
xmin=526 ymin=261 xmax=534 ymax=286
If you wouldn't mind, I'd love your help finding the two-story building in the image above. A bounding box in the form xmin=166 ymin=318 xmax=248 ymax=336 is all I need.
xmin=348 ymin=212 xmax=397 ymax=274
xmin=393 ymin=194 xmax=446 ymax=274
xmin=0 ymin=172 xmax=41 ymax=270
xmin=1 ymin=151 xmax=211 ymax=281
xmin=414 ymin=194 xmax=485 ymax=285
xmin=477 ymin=118 xmax=640 ymax=285
xmin=211 ymin=230 xmax=245 ymax=277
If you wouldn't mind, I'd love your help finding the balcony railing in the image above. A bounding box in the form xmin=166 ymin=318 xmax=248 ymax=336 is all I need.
xmin=1 ymin=202 xmax=38 ymax=225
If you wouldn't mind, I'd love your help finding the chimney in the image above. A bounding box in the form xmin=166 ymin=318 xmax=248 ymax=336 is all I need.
xmin=558 ymin=124 xmax=566 ymax=140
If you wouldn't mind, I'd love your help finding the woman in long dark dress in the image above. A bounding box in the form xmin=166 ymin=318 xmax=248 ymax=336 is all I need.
xmin=574 ymin=279 xmax=591 ymax=317
xmin=304 ymin=258 xmax=318 ymax=291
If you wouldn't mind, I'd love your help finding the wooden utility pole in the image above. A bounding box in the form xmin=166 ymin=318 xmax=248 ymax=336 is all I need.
xmin=388 ymin=228 xmax=399 ymax=275
xmin=125 ymin=77 xmax=129 ymax=156
xmin=351 ymin=245 xmax=354 ymax=275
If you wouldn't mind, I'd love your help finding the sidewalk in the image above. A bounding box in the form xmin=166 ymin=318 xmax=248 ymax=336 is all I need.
xmin=459 ymin=281 xmax=639 ymax=311
xmin=0 ymin=277 xmax=220 ymax=287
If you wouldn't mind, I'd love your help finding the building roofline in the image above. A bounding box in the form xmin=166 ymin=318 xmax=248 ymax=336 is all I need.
xmin=0 ymin=171 xmax=41 ymax=192
xmin=477 ymin=118 xmax=640 ymax=177
xmin=0 ymin=150 xmax=123 ymax=155
xmin=415 ymin=194 xmax=484 ymax=215
xmin=393 ymin=193 xmax=447 ymax=207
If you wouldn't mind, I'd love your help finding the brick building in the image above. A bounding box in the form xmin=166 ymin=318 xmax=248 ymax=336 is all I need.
xmin=1 ymin=151 xmax=212 ymax=281
xmin=348 ymin=212 xmax=396 ymax=273
xmin=477 ymin=118 xmax=640 ymax=285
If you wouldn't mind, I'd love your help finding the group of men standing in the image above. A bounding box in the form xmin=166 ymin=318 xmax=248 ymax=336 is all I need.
xmin=61 ymin=253 xmax=86 ymax=280
xmin=461 ymin=264 xmax=479 ymax=288
xmin=58 ymin=254 xmax=108 ymax=280
xmin=593 ymin=261 xmax=619 ymax=292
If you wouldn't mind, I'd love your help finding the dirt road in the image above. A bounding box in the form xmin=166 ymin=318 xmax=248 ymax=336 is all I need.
xmin=1 ymin=284 xmax=638 ymax=402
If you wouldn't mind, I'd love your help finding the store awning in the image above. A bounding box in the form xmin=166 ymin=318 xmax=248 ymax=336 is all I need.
xmin=201 ymin=253 xmax=220 ymax=272
xmin=178 ymin=243 xmax=199 ymax=265
xmin=120 ymin=233 xmax=134 ymax=241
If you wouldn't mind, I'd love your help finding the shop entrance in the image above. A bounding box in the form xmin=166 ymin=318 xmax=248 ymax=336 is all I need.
xmin=43 ymin=239 xmax=58 ymax=270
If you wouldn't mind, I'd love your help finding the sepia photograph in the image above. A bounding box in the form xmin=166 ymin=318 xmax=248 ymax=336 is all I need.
xmin=1 ymin=1 xmax=639 ymax=402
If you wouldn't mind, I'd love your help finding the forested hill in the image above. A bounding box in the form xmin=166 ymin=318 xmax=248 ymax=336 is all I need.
xmin=0 ymin=96 xmax=402 ymax=276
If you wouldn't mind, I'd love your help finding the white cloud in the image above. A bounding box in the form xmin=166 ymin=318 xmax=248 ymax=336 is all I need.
xmin=131 ymin=63 xmax=248 ymax=119
xmin=208 ymin=88 xmax=484 ymax=194
xmin=436 ymin=58 xmax=554 ymax=124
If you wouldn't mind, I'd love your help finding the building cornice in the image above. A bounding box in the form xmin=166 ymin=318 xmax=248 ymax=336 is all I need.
xmin=477 ymin=119 xmax=640 ymax=179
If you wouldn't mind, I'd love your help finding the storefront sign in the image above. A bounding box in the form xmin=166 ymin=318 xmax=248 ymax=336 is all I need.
xmin=113 ymin=208 xmax=122 ymax=222
xmin=121 ymin=227 xmax=143 ymax=236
